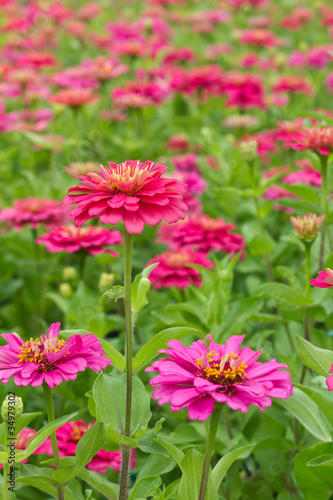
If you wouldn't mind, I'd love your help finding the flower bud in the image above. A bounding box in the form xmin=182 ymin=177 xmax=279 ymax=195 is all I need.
xmin=290 ymin=213 xmax=325 ymax=242
xmin=1 ymin=395 xmax=23 ymax=423
xmin=99 ymin=273 xmax=115 ymax=292
xmin=62 ymin=267 xmax=77 ymax=281
xmin=240 ymin=139 xmax=258 ymax=163
xmin=59 ymin=283 xmax=73 ymax=298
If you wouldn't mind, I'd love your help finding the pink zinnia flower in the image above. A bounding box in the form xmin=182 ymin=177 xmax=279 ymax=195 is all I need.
xmin=0 ymin=428 xmax=52 ymax=468
xmin=273 ymin=76 xmax=312 ymax=95
xmin=55 ymin=420 xmax=136 ymax=473
xmin=326 ymin=366 xmax=333 ymax=391
xmin=146 ymin=250 xmax=214 ymax=289
xmin=285 ymin=127 xmax=333 ymax=156
xmin=50 ymin=89 xmax=100 ymax=108
xmin=63 ymin=160 xmax=188 ymax=235
xmin=146 ymin=335 xmax=293 ymax=421
xmin=310 ymin=268 xmax=333 ymax=288
xmin=36 ymin=225 xmax=122 ymax=256
xmin=0 ymin=322 xmax=112 ymax=388
xmin=0 ymin=197 xmax=69 ymax=231
xmin=264 ymin=186 xmax=298 ymax=213
xmin=158 ymin=215 xmax=246 ymax=257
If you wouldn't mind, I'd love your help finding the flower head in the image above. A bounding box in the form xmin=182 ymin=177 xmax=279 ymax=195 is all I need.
xmin=326 ymin=365 xmax=333 ymax=391
xmin=158 ymin=215 xmax=246 ymax=257
xmin=0 ymin=323 xmax=112 ymax=388
xmin=146 ymin=335 xmax=293 ymax=421
xmin=310 ymin=268 xmax=333 ymax=288
xmin=50 ymin=89 xmax=100 ymax=108
xmin=0 ymin=197 xmax=69 ymax=231
xmin=63 ymin=160 xmax=188 ymax=234
xmin=36 ymin=225 xmax=122 ymax=256
xmin=146 ymin=250 xmax=214 ymax=289
xmin=290 ymin=213 xmax=325 ymax=242
xmin=285 ymin=127 xmax=333 ymax=156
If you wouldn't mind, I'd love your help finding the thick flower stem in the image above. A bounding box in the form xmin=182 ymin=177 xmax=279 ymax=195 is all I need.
xmin=43 ymin=383 xmax=64 ymax=500
xmin=198 ymin=405 xmax=222 ymax=500
xmin=319 ymin=155 xmax=329 ymax=270
xmin=119 ymin=231 xmax=134 ymax=500
xmin=299 ymin=242 xmax=313 ymax=387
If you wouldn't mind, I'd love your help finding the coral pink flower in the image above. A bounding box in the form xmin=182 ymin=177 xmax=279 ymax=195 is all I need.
xmin=239 ymin=29 xmax=282 ymax=48
xmin=0 ymin=197 xmax=69 ymax=231
xmin=63 ymin=160 xmax=188 ymax=234
xmin=158 ymin=215 xmax=245 ymax=257
xmin=55 ymin=420 xmax=136 ymax=472
xmin=36 ymin=225 xmax=122 ymax=256
xmin=286 ymin=127 xmax=333 ymax=156
xmin=310 ymin=268 xmax=333 ymax=288
xmin=326 ymin=366 xmax=333 ymax=391
xmin=164 ymin=134 xmax=191 ymax=152
xmin=146 ymin=335 xmax=293 ymax=420
xmin=273 ymin=76 xmax=312 ymax=95
xmin=146 ymin=250 xmax=214 ymax=289
xmin=112 ymin=79 xmax=170 ymax=107
xmin=0 ymin=323 xmax=112 ymax=389
xmin=82 ymin=56 xmax=128 ymax=83
xmin=50 ymin=89 xmax=100 ymax=108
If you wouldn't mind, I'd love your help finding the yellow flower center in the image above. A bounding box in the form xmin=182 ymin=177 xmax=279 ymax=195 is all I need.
xmin=195 ymin=351 xmax=247 ymax=395
xmin=18 ymin=337 xmax=66 ymax=371
xmin=105 ymin=160 xmax=151 ymax=195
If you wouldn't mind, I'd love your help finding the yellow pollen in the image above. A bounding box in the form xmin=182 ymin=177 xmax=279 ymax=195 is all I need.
xmin=195 ymin=351 xmax=248 ymax=395
xmin=18 ymin=338 xmax=66 ymax=371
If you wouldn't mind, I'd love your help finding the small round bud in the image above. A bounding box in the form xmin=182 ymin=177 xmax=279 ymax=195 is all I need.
xmin=62 ymin=267 xmax=77 ymax=281
xmin=99 ymin=273 xmax=115 ymax=291
xmin=240 ymin=140 xmax=258 ymax=163
xmin=59 ymin=283 xmax=73 ymax=298
xmin=1 ymin=395 xmax=23 ymax=423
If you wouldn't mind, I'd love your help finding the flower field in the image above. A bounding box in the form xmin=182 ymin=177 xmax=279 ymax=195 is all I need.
xmin=1 ymin=0 xmax=333 ymax=499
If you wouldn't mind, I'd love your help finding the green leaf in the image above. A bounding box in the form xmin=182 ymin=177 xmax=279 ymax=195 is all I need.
xmin=219 ymin=298 xmax=263 ymax=338
xmin=64 ymin=479 xmax=86 ymax=500
xmin=178 ymin=449 xmax=218 ymax=500
xmin=257 ymin=283 xmax=312 ymax=307
xmin=93 ymin=374 xmax=151 ymax=436
xmin=128 ymin=476 xmax=162 ymax=500
xmin=154 ymin=439 xmax=185 ymax=467
xmin=101 ymin=286 xmax=124 ymax=303
xmin=280 ymin=184 xmax=320 ymax=203
xmin=275 ymin=387 xmax=332 ymax=442
xmin=133 ymin=327 xmax=202 ymax=373
xmin=296 ymin=336 xmax=333 ymax=377
xmin=248 ymin=233 xmax=275 ymax=256
xmin=295 ymin=443 xmax=333 ymax=500
xmin=14 ymin=412 xmax=78 ymax=462
xmin=99 ymin=339 xmax=126 ymax=373
xmin=53 ymin=422 xmax=106 ymax=484
xmin=16 ymin=464 xmax=59 ymax=497
xmin=307 ymin=454 xmax=333 ymax=468
xmin=212 ymin=444 xmax=256 ymax=489
xmin=77 ymin=468 xmax=118 ymax=500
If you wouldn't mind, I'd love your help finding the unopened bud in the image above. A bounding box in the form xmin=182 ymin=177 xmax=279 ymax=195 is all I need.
xmin=240 ymin=140 xmax=258 ymax=163
xmin=99 ymin=273 xmax=115 ymax=291
xmin=1 ymin=395 xmax=23 ymax=422
xmin=63 ymin=267 xmax=77 ymax=281
xmin=59 ymin=283 xmax=73 ymax=298
xmin=290 ymin=213 xmax=325 ymax=242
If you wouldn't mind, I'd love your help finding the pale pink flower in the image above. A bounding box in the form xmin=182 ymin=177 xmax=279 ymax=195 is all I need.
xmin=311 ymin=268 xmax=333 ymax=288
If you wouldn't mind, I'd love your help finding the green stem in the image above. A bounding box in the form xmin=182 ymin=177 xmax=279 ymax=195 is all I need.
xmin=300 ymin=242 xmax=313 ymax=388
xmin=119 ymin=232 xmax=134 ymax=500
xmin=198 ymin=405 xmax=222 ymax=500
xmin=43 ymin=383 xmax=64 ymax=500
xmin=319 ymin=155 xmax=329 ymax=270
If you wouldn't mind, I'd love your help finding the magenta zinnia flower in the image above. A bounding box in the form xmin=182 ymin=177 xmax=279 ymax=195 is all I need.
xmin=0 ymin=323 xmax=112 ymax=388
xmin=158 ymin=215 xmax=246 ymax=257
xmin=310 ymin=268 xmax=333 ymax=288
xmin=146 ymin=335 xmax=293 ymax=421
xmin=36 ymin=225 xmax=122 ymax=256
xmin=63 ymin=160 xmax=188 ymax=234
xmin=146 ymin=250 xmax=214 ymax=289
xmin=0 ymin=197 xmax=69 ymax=231
xmin=326 ymin=366 xmax=333 ymax=391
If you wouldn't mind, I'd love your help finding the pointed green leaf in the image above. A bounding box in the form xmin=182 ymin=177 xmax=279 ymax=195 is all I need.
xmin=296 ymin=336 xmax=333 ymax=377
